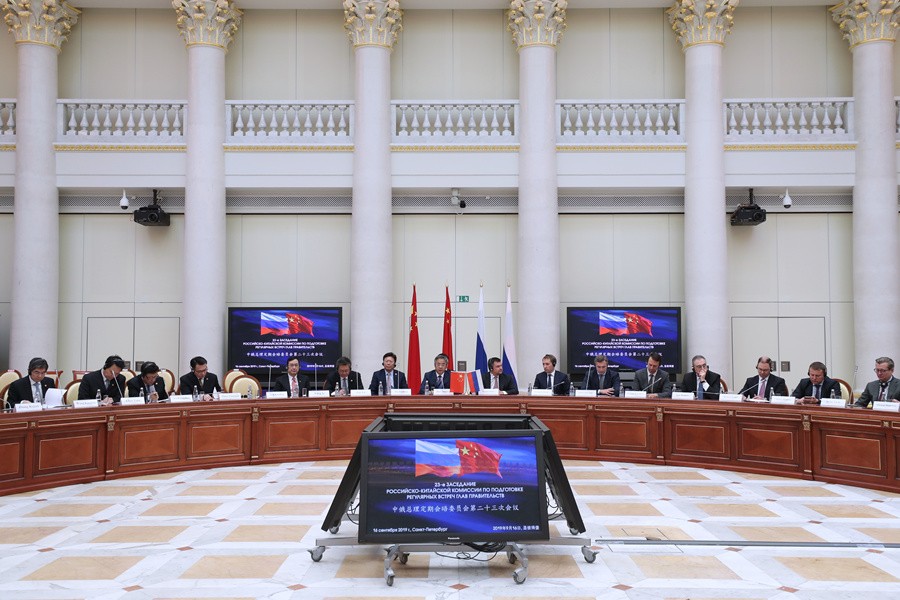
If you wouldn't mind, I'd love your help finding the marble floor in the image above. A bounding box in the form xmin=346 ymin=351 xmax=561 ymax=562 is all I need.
xmin=1 ymin=460 xmax=899 ymax=599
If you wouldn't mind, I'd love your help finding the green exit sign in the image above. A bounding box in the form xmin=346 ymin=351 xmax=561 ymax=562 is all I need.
xmin=457 ymin=295 xmax=470 ymax=303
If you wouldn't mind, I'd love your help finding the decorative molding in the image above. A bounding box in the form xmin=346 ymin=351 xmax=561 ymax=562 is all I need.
xmin=0 ymin=143 xmax=14 ymax=151
xmin=1 ymin=0 xmax=79 ymax=50
xmin=172 ymin=0 xmax=241 ymax=51
xmin=54 ymin=143 xmax=186 ymax=152
xmin=557 ymin=144 xmax=686 ymax=152
xmin=724 ymin=143 xmax=857 ymax=151
xmin=225 ymin=144 xmax=354 ymax=152
xmin=343 ymin=0 xmax=402 ymax=49
xmin=666 ymin=0 xmax=739 ymax=50
xmin=508 ymin=0 xmax=568 ymax=49
xmin=831 ymin=1 xmax=899 ymax=48
xmin=391 ymin=144 xmax=519 ymax=152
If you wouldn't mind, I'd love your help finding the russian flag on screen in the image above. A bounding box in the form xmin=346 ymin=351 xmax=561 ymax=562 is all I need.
xmin=598 ymin=311 xmax=628 ymax=336
xmin=415 ymin=439 xmax=461 ymax=477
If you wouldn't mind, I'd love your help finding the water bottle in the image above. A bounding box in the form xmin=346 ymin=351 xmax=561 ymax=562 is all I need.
xmin=568 ymin=383 xmax=575 ymax=397
xmin=378 ymin=382 xmax=384 ymax=396
xmin=424 ymin=381 xmax=431 ymax=395
xmin=95 ymin=389 xmax=101 ymax=401
xmin=247 ymin=384 xmax=253 ymax=399
xmin=527 ymin=383 xmax=533 ymax=395
xmin=334 ymin=382 xmax=340 ymax=397
xmin=192 ymin=385 xmax=199 ymax=402
xmin=139 ymin=388 xmax=145 ymax=404
xmin=212 ymin=388 xmax=219 ymax=401
xmin=830 ymin=388 xmax=837 ymax=400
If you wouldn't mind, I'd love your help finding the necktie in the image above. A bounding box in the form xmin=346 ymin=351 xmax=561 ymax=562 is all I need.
xmin=813 ymin=384 xmax=820 ymax=399
xmin=437 ymin=374 xmax=443 ymax=389
xmin=493 ymin=376 xmax=499 ymax=389
xmin=342 ymin=377 xmax=348 ymax=393
xmin=758 ymin=378 xmax=766 ymax=398
xmin=599 ymin=372 xmax=605 ymax=389
xmin=879 ymin=383 xmax=887 ymax=402
xmin=697 ymin=378 xmax=703 ymax=399
xmin=291 ymin=376 xmax=298 ymax=397
xmin=385 ymin=372 xmax=392 ymax=393
xmin=33 ymin=382 xmax=42 ymax=402
xmin=548 ymin=373 xmax=553 ymax=390
xmin=649 ymin=374 xmax=655 ymax=392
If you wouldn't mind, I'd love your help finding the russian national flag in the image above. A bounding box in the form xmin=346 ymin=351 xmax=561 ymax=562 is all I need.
xmin=466 ymin=370 xmax=483 ymax=394
xmin=474 ymin=287 xmax=488 ymax=374
xmin=502 ymin=287 xmax=518 ymax=389
xmin=598 ymin=311 xmax=628 ymax=336
xmin=415 ymin=439 xmax=461 ymax=477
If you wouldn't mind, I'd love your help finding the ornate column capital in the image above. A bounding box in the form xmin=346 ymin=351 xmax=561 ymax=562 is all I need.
xmin=507 ymin=0 xmax=567 ymax=50
xmin=666 ymin=0 xmax=739 ymax=50
xmin=831 ymin=1 xmax=899 ymax=48
xmin=343 ymin=0 xmax=402 ymax=49
xmin=1 ymin=0 xmax=79 ymax=50
xmin=172 ymin=0 xmax=242 ymax=51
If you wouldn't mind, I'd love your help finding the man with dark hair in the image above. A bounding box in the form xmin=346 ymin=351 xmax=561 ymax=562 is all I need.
xmin=855 ymin=356 xmax=900 ymax=408
xmin=369 ymin=351 xmax=408 ymax=395
xmin=127 ymin=362 xmax=168 ymax=403
xmin=179 ymin=356 xmax=221 ymax=400
xmin=740 ymin=356 xmax=788 ymax=400
xmin=680 ymin=354 xmax=722 ymax=399
xmin=79 ymin=354 xmax=127 ymax=405
xmin=632 ymin=352 xmax=672 ymax=398
xmin=582 ymin=354 xmax=621 ymax=397
xmin=274 ymin=355 xmax=311 ymax=397
xmin=533 ymin=353 xmax=570 ymax=395
xmin=792 ymin=361 xmax=840 ymax=405
xmin=324 ymin=356 xmax=364 ymax=396
xmin=482 ymin=356 xmax=518 ymax=394
xmin=7 ymin=357 xmax=55 ymax=407
xmin=419 ymin=353 xmax=451 ymax=394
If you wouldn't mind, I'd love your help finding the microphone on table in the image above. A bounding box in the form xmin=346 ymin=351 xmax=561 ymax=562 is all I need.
xmin=114 ymin=374 xmax=125 ymax=403
xmin=736 ymin=380 xmax=762 ymax=397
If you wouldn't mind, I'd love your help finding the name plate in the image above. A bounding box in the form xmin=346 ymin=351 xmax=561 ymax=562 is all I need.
xmin=671 ymin=391 xmax=695 ymax=400
xmin=433 ymin=389 xmax=453 ymax=396
xmin=530 ymin=388 xmax=552 ymax=397
xmin=308 ymin=390 xmax=329 ymax=398
xmin=14 ymin=402 xmax=43 ymax=413
xmin=719 ymin=393 xmax=744 ymax=403
xmin=266 ymin=391 xmax=288 ymax=399
xmin=624 ymin=390 xmax=647 ymax=399
xmin=169 ymin=395 xmax=194 ymax=403
xmin=73 ymin=399 xmax=99 ymax=409
xmin=479 ymin=389 xmax=500 ymax=396
xmin=771 ymin=395 xmax=796 ymax=405
xmin=820 ymin=397 xmax=847 ymax=408
xmin=217 ymin=392 xmax=243 ymax=400
xmin=120 ymin=397 xmax=145 ymax=406
xmin=350 ymin=389 xmax=371 ymax=397
xmin=575 ymin=389 xmax=596 ymax=398
xmin=390 ymin=388 xmax=411 ymax=396
xmin=872 ymin=400 xmax=900 ymax=413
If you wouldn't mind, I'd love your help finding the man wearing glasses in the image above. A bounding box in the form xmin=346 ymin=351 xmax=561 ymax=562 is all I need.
xmin=680 ymin=355 xmax=722 ymax=399
xmin=791 ymin=361 xmax=840 ymax=405
xmin=855 ymin=357 xmax=900 ymax=408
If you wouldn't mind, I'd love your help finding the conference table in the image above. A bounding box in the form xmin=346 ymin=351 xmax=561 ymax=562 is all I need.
xmin=1 ymin=395 xmax=899 ymax=496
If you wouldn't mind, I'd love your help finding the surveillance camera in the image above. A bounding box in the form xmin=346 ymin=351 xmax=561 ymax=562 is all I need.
xmin=119 ymin=190 xmax=129 ymax=210
xmin=781 ymin=188 xmax=792 ymax=209
xmin=458 ymin=199 xmax=467 ymax=209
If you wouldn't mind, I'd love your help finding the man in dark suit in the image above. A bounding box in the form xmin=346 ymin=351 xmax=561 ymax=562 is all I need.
xmin=582 ymin=354 xmax=621 ymax=397
xmin=79 ymin=354 xmax=127 ymax=405
xmin=179 ymin=356 xmax=221 ymax=400
xmin=632 ymin=352 xmax=673 ymax=398
xmin=324 ymin=356 xmax=364 ymax=396
xmin=273 ymin=355 xmax=311 ymax=397
xmin=482 ymin=356 xmax=518 ymax=394
xmin=126 ymin=361 xmax=169 ymax=403
xmin=792 ymin=361 xmax=841 ymax=405
xmin=532 ymin=353 xmax=570 ymax=395
xmin=855 ymin=357 xmax=900 ymax=408
xmin=739 ymin=356 xmax=789 ymax=400
xmin=369 ymin=352 xmax=408 ymax=395
xmin=680 ymin=354 xmax=722 ymax=399
xmin=419 ymin=353 xmax=451 ymax=394
xmin=7 ymin=357 xmax=56 ymax=407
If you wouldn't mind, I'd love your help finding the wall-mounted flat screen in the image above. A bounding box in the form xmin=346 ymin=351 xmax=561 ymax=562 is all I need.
xmin=567 ymin=307 xmax=682 ymax=375
xmin=359 ymin=430 xmax=549 ymax=544
xmin=227 ymin=307 xmax=342 ymax=377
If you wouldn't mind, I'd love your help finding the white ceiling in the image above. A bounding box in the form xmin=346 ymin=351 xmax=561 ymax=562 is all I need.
xmin=69 ymin=1 xmax=835 ymax=11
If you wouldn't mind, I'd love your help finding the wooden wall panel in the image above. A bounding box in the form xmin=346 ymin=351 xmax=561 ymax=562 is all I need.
xmin=120 ymin=425 xmax=180 ymax=464
xmin=0 ymin=438 xmax=24 ymax=480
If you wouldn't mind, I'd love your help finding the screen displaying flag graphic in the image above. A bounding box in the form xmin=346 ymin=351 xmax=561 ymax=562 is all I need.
xmin=260 ymin=311 xmax=314 ymax=336
xmin=415 ymin=438 xmax=501 ymax=478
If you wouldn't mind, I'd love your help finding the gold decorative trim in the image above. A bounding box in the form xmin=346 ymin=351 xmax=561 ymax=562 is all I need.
xmin=667 ymin=0 xmax=737 ymax=51
xmin=681 ymin=40 xmax=726 ymax=50
xmin=392 ymin=144 xmax=518 ymax=152
xmin=508 ymin=0 xmax=567 ymax=49
xmin=185 ymin=41 xmax=228 ymax=51
xmin=351 ymin=42 xmax=394 ymax=50
xmin=54 ymin=144 xmax=186 ymax=153
xmin=558 ymin=144 xmax=686 ymax=153
xmin=725 ymin=143 xmax=857 ymax=151
xmin=850 ymin=37 xmax=898 ymax=49
xmin=831 ymin=1 xmax=899 ymax=48
xmin=344 ymin=0 xmax=402 ymax=49
xmin=225 ymin=144 xmax=353 ymax=153
xmin=0 ymin=144 xmax=14 ymax=151
xmin=173 ymin=0 xmax=241 ymax=52
xmin=1 ymin=1 xmax=80 ymax=50
xmin=516 ymin=42 xmax=559 ymax=51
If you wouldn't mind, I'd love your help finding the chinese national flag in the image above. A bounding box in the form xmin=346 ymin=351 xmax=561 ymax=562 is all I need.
xmin=442 ymin=286 xmax=454 ymax=365
xmin=625 ymin=312 xmax=653 ymax=336
xmin=449 ymin=371 xmax=467 ymax=394
xmin=456 ymin=440 xmax=502 ymax=477
xmin=407 ymin=286 xmax=422 ymax=394
xmin=287 ymin=313 xmax=314 ymax=335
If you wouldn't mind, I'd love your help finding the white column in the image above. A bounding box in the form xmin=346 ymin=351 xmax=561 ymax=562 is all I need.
xmin=174 ymin=1 xmax=241 ymax=374
xmin=831 ymin=2 xmax=900 ymax=372
xmin=344 ymin=1 xmax=402 ymax=377
xmin=508 ymin=0 xmax=567 ymax=372
xmin=2 ymin=2 xmax=79 ymax=369
xmin=668 ymin=0 xmax=737 ymax=381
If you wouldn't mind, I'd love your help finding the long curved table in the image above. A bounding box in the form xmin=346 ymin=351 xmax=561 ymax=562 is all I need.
xmin=1 ymin=396 xmax=898 ymax=496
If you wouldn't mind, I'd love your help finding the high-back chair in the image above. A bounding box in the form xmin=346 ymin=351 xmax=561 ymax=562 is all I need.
xmin=64 ymin=381 xmax=81 ymax=406
xmin=230 ymin=374 xmax=261 ymax=399
xmin=160 ymin=369 xmax=176 ymax=393
xmin=224 ymin=369 xmax=248 ymax=393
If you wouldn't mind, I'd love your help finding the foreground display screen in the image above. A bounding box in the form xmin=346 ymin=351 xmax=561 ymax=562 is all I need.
xmin=227 ymin=307 xmax=342 ymax=377
xmin=567 ymin=307 xmax=682 ymax=375
xmin=359 ymin=431 xmax=549 ymax=543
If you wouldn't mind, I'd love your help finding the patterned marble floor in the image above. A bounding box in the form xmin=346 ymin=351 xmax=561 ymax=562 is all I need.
xmin=1 ymin=459 xmax=899 ymax=599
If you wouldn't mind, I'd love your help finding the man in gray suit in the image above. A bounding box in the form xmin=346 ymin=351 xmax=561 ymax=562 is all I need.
xmin=855 ymin=356 xmax=900 ymax=408
xmin=632 ymin=352 xmax=672 ymax=398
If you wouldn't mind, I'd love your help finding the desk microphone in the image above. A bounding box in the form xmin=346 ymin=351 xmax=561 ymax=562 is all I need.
xmin=641 ymin=375 xmax=661 ymax=393
xmin=314 ymin=365 xmax=318 ymax=391
xmin=736 ymin=380 xmax=763 ymax=397
xmin=114 ymin=374 xmax=125 ymax=403
xmin=266 ymin=365 xmax=274 ymax=394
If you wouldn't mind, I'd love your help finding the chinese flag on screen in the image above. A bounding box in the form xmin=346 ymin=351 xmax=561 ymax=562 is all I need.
xmin=456 ymin=440 xmax=502 ymax=477
xmin=625 ymin=312 xmax=653 ymax=336
xmin=287 ymin=313 xmax=314 ymax=335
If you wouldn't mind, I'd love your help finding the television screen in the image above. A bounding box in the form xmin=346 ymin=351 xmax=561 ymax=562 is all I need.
xmin=567 ymin=307 xmax=682 ymax=375
xmin=359 ymin=431 xmax=549 ymax=544
xmin=227 ymin=307 xmax=342 ymax=377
